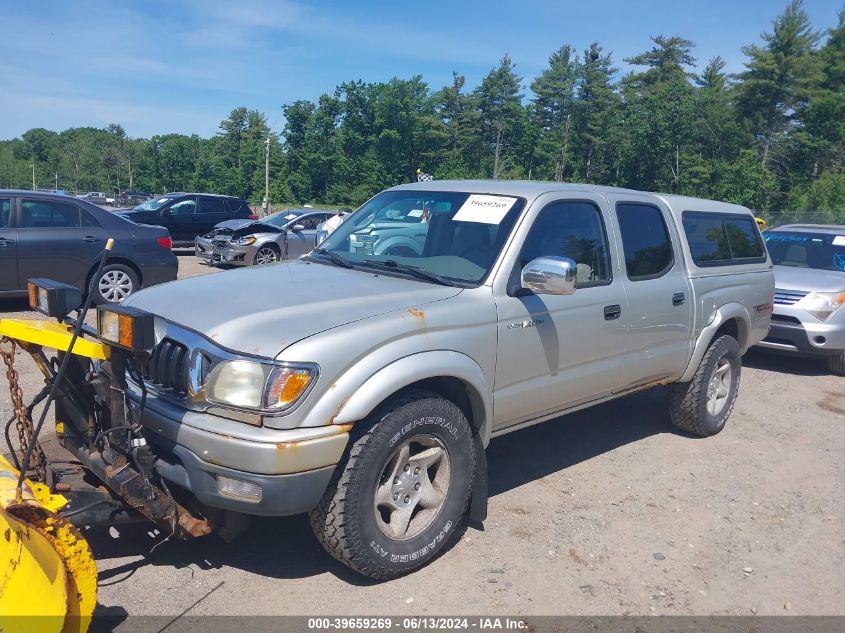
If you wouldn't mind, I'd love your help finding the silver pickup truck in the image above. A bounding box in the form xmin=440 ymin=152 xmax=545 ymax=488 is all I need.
xmin=118 ymin=180 xmax=774 ymax=579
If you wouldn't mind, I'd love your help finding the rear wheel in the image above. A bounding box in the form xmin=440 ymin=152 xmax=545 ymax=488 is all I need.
xmin=253 ymin=245 xmax=280 ymax=265
xmin=93 ymin=264 xmax=139 ymax=304
xmin=309 ymin=392 xmax=475 ymax=579
xmin=668 ymin=335 xmax=741 ymax=437
xmin=828 ymin=351 xmax=845 ymax=376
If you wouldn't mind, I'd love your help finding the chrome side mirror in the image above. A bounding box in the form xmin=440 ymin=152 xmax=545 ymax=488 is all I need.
xmin=521 ymin=256 xmax=577 ymax=295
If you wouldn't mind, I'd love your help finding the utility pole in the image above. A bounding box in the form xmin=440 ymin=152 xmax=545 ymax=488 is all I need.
xmin=31 ymin=163 xmax=36 ymax=191
xmin=128 ymin=157 xmax=133 ymax=190
xmin=55 ymin=172 xmax=58 ymax=191
xmin=263 ymin=136 xmax=270 ymax=216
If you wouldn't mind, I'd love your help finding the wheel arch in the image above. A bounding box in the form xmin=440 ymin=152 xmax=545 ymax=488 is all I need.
xmin=679 ymin=303 xmax=750 ymax=383
xmin=330 ymin=352 xmax=493 ymax=445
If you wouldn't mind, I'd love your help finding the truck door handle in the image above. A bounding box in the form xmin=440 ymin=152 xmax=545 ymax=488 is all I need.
xmin=83 ymin=236 xmax=100 ymax=244
xmin=672 ymin=292 xmax=685 ymax=306
xmin=604 ymin=304 xmax=622 ymax=320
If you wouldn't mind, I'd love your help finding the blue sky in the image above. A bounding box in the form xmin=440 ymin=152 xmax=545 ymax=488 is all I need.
xmin=0 ymin=0 xmax=842 ymax=139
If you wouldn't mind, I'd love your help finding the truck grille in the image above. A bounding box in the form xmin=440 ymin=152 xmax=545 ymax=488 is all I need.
xmin=141 ymin=338 xmax=189 ymax=396
xmin=773 ymin=288 xmax=808 ymax=305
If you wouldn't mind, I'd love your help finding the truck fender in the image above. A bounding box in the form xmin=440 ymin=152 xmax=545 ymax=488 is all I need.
xmin=331 ymin=350 xmax=494 ymax=445
xmin=374 ymin=235 xmax=422 ymax=255
xmin=678 ymin=302 xmax=750 ymax=383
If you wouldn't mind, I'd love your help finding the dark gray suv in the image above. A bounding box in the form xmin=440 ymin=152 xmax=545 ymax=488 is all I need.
xmin=0 ymin=190 xmax=177 ymax=303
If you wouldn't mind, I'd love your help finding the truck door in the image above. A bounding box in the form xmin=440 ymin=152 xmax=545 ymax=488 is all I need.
xmin=492 ymin=195 xmax=628 ymax=430
xmin=0 ymin=198 xmax=18 ymax=291
xmin=606 ymin=194 xmax=693 ymax=387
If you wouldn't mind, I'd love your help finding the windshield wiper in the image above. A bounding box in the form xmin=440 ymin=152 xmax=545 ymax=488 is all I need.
xmin=312 ymin=248 xmax=354 ymax=268
xmin=362 ymin=259 xmax=456 ymax=287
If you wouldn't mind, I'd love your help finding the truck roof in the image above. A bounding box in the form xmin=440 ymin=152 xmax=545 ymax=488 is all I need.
xmin=389 ymin=180 xmax=752 ymax=215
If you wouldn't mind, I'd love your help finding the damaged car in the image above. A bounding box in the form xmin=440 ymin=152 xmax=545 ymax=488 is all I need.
xmin=195 ymin=208 xmax=335 ymax=266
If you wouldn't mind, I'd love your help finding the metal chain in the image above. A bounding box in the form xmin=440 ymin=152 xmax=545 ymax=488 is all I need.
xmin=0 ymin=337 xmax=47 ymax=481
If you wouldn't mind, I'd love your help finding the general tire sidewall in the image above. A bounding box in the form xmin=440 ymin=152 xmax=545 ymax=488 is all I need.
xmin=698 ymin=337 xmax=741 ymax=434
xmin=350 ymin=399 xmax=474 ymax=573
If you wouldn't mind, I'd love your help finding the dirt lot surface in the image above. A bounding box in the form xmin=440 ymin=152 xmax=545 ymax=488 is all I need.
xmin=1 ymin=251 xmax=843 ymax=619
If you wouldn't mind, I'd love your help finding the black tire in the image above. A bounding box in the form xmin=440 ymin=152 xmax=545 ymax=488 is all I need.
xmin=668 ymin=335 xmax=741 ymax=437
xmin=309 ymin=392 xmax=475 ymax=579
xmin=91 ymin=263 xmax=139 ymax=304
xmin=828 ymin=351 xmax=845 ymax=376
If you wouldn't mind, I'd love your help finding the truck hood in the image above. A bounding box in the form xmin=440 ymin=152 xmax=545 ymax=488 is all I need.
xmin=123 ymin=259 xmax=462 ymax=357
xmin=773 ymin=265 xmax=845 ymax=293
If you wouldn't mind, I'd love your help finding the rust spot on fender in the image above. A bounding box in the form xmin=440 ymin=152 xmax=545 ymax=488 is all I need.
xmin=407 ymin=308 xmax=425 ymax=320
xmin=327 ymin=398 xmax=349 ymax=425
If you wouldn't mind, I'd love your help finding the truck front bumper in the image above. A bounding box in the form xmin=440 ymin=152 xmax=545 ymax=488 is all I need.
xmin=129 ymin=393 xmax=349 ymax=516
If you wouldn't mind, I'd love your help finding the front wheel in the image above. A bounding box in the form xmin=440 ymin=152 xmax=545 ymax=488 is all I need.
xmin=253 ymin=245 xmax=280 ymax=265
xmin=668 ymin=334 xmax=741 ymax=437
xmin=309 ymin=393 xmax=475 ymax=579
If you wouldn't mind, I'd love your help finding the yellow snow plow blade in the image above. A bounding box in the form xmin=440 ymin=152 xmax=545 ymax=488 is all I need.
xmin=0 ymin=455 xmax=97 ymax=633
xmin=0 ymin=319 xmax=108 ymax=360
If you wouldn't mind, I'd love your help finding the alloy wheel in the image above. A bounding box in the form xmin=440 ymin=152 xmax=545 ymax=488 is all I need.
xmin=373 ymin=435 xmax=451 ymax=540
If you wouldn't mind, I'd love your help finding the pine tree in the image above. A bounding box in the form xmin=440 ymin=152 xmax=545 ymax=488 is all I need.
xmin=736 ymin=0 xmax=822 ymax=167
xmin=530 ymin=46 xmax=579 ymax=180
xmin=572 ymin=43 xmax=621 ymax=184
xmin=472 ymin=54 xmax=523 ymax=178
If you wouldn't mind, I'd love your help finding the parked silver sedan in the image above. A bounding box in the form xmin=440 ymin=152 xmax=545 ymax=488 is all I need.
xmin=196 ymin=209 xmax=335 ymax=266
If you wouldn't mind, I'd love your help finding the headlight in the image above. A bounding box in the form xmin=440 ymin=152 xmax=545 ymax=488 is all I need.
xmin=205 ymin=360 xmax=317 ymax=412
xmin=797 ymin=290 xmax=845 ymax=321
xmin=235 ymin=236 xmax=256 ymax=246
xmin=97 ymin=304 xmax=156 ymax=351
xmin=27 ymin=278 xmax=82 ymax=317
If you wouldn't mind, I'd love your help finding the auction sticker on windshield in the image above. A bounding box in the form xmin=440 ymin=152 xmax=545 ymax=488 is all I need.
xmin=452 ymin=194 xmax=517 ymax=224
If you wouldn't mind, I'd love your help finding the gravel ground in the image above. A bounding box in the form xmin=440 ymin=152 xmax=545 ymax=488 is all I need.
xmin=1 ymin=251 xmax=843 ymax=620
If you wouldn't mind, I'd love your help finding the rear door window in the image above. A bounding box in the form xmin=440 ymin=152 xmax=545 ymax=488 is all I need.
xmin=615 ymin=203 xmax=674 ymax=279
xmin=682 ymin=212 xmax=766 ymax=266
xmin=20 ymin=200 xmax=84 ymax=228
xmin=199 ymin=196 xmax=226 ymax=214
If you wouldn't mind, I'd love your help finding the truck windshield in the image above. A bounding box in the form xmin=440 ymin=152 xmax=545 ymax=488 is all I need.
xmin=314 ymin=190 xmax=526 ymax=285
xmin=763 ymin=231 xmax=845 ymax=272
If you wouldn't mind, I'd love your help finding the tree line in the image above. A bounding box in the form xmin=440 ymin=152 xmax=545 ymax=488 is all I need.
xmin=1 ymin=1 xmax=842 ymax=222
